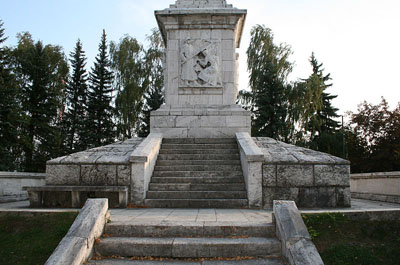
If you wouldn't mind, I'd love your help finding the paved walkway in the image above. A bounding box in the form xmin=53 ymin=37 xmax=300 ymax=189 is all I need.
xmin=1 ymin=199 xmax=399 ymax=221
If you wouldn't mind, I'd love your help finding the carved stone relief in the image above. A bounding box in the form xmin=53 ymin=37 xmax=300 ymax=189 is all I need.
xmin=180 ymin=39 xmax=222 ymax=88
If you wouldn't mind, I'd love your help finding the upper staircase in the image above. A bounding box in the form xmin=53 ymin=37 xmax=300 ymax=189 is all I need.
xmin=145 ymin=138 xmax=248 ymax=208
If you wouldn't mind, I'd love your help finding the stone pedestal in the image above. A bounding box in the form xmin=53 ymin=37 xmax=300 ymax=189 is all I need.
xmin=152 ymin=0 xmax=250 ymax=138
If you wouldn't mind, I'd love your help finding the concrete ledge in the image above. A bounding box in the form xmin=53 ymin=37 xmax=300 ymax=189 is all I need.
xmin=0 ymin=172 xmax=46 ymax=179
xmin=351 ymin=192 xmax=400 ymax=204
xmin=274 ymin=200 xmax=324 ymax=265
xmin=236 ymin=133 xmax=264 ymax=162
xmin=130 ymin=133 xmax=163 ymax=163
xmin=45 ymin=199 xmax=109 ymax=265
xmin=351 ymin=171 xmax=400 ymax=179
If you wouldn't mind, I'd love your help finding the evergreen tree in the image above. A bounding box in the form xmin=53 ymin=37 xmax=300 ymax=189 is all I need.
xmin=110 ymin=35 xmax=145 ymax=139
xmin=63 ymin=40 xmax=88 ymax=153
xmin=12 ymin=32 xmax=68 ymax=172
xmin=87 ymin=30 xmax=115 ymax=147
xmin=138 ymin=29 xmax=164 ymax=137
xmin=0 ymin=20 xmax=21 ymax=171
xmin=242 ymin=25 xmax=293 ymax=140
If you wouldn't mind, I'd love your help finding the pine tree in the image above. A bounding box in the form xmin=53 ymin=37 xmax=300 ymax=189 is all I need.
xmin=12 ymin=32 xmax=68 ymax=172
xmin=63 ymin=40 xmax=88 ymax=153
xmin=138 ymin=29 xmax=164 ymax=137
xmin=0 ymin=20 xmax=21 ymax=170
xmin=87 ymin=30 xmax=115 ymax=147
xmin=243 ymin=25 xmax=293 ymax=140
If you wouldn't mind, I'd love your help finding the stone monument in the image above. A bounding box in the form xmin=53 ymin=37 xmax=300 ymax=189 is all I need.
xmin=25 ymin=0 xmax=351 ymax=210
xmin=151 ymin=0 xmax=250 ymax=138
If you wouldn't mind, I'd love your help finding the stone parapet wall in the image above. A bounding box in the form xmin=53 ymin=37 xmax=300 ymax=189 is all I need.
xmin=254 ymin=137 xmax=351 ymax=208
xmin=351 ymin=172 xmax=400 ymax=204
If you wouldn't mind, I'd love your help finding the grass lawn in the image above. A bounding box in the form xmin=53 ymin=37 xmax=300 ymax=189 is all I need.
xmin=0 ymin=212 xmax=78 ymax=265
xmin=303 ymin=213 xmax=400 ymax=265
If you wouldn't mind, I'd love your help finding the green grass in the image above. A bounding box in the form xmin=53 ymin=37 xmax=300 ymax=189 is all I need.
xmin=302 ymin=213 xmax=400 ymax=265
xmin=0 ymin=212 xmax=78 ymax=265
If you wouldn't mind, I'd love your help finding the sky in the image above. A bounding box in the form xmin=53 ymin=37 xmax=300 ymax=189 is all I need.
xmin=1 ymin=0 xmax=399 ymax=115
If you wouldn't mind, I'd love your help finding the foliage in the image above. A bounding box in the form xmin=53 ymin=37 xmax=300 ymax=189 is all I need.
xmin=62 ymin=40 xmax=89 ymax=153
xmin=110 ymin=35 xmax=146 ymax=139
xmin=0 ymin=20 xmax=21 ymax=171
xmin=86 ymin=30 xmax=115 ymax=147
xmin=241 ymin=25 xmax=294 ymax=141
xmin=346 ymin=98 xmax=400 ymax=173
xmin=11 ymin=32 xmax=68 ymax=172
xmin=0 ymin=213 xmax=78 ymax=265
xmin=303 ymin=213 xmax=400 ymax=265
xmin=137 ymin=28 xmax=165 ymax=137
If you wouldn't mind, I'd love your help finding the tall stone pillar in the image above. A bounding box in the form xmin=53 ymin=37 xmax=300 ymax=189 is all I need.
xmin=151 ymin=0 xmax=250 ymax=138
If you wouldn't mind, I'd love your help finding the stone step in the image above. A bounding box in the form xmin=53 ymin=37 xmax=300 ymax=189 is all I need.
xmin=154 ymin=165 xmax=242 ymax=172
xmin=156 ymin=160 xmax=241 ymax=166
xmin=163 ymin=138 xmax=237 ymax=144
xmin=151 ymin=177 xmax=244 ymax=184
xmin=144 ymin=199 xmax=248 ymax=208
xmin=161 ymin=144 xmax=238 ymax=150
xmin=105 ymin=222 xmax=275 ymax=238
xmin=147 ymin=191 xmax=247 ymax=199
xmin=153 ymin=171 xmax=243 ymax=178
xmin=89 ymin=258 xmax=285 ymax=265
xmin=95 ymin=237 xmax=281 ymax=258
xmin=158 ymin=154 xmax=240 ymax=161
xmin=159 ymin=149 xmax=238 ymax=155
xmin=148 ymin=183 xmax=246 ymax=192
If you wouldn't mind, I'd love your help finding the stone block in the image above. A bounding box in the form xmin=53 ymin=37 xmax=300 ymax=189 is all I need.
xmin=315 ymin=164 xmax=350 ymax=186
xmin=264 ymin=188 xmax=299 ymax=208
xmin=211 ymin=29 xmax=222 ymax=39
xmin=277 ymin=165 xmax=313 ymax=187
xmin=263 ymin=165 xmax=276 ymax=187
xmin=222 ymin=29 xmax=235 ymax=40
xmin=117 ymin=165 xmax=131 ymax=186
xmin=226 ymin=116 xmax=247 ymax=128
xmin=45 ymin=236 xmax=88 ymax=265
xmin=168 ymin=39 xmax=179 ymax=51
xmin=287 ymin=238 xmax=324 ymax=265
xmin=223 ymin=71 xmax=234 ymax=83
xmin=337 ymin=187 xmax=351 ymax=207
xmin=298 ymin=187 xmax=337 ymax=208
xmin=200 ymin=29 xmax=211 ymax=40
xmin=46 ymin=164 xmax=80 ymax=185
xmin=151 ymin=127 xmax=188 ymax=138
xmin=176 ymin=116 xmax=201 ymax=128
xmin=200 ymin=116 xmax=226 ymax=128
xmin=152 ymin=116 xmax=176 ymax=128
xmin=81 ymin=165 xmax=117 ymax=186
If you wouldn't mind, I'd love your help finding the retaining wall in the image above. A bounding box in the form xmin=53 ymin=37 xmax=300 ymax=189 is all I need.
xmin=0 ymin=172 xmax=45 ymax=203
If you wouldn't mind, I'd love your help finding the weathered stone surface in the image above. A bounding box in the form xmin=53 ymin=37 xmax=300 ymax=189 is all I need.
xmin=45 ymin=236 xmax=88 ymax=265
xmin=46 ymin=164 xmax=80 ymax=185
xmin=337 ymin=187 xmax=351 ymax=207
xmin=263 ymin=165 xmax=276 ymax=187
xmin=277 ymin=165 xmax=313 ymax=187
xmin=264 ymin=188 xmax=299 ymax=208
xmin=315 ymin=165 xmax=350 ymax=186
xmin=117 ymin=165 xmax=131 ymax=186
xmin=298 ymin=187 xmax=337 ymax=208
xmin=81 ymin=165 xmax=117 ymax=186
xmin=287 ymin=238 xmax=324 ymax=265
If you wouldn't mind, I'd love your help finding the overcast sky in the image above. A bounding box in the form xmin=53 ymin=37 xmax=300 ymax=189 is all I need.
xmin=1 ymin=0 xmax=399 ymax=114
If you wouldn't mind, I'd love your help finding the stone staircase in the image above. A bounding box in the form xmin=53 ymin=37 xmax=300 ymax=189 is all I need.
xmin=145 ymin=138 xmax=248 ymax=208
xmin=90 ymin=211 xmax=284 ymax=264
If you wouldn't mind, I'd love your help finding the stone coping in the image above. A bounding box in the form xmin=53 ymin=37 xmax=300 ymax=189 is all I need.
xmin=351 ymin=171 xmax=400 ymax=179
xmin=45 ymin=199 xmax=109 ymax=265
xmin=151 ymin=105 xmax=250 ymax=117
xmin=130 ymin=133 xmax=163 ymax=163
xmin=0 ymin=172 xmax=46 ymax=179
xmin=47 ymin=138 xmax=144 ymax=165
xmin=156 ymin=8 xmax=247 ymax=16
xmin=236 ymin=132 xmax=264 ymax=162
xmin=254 ymin=137 xmax=350 ymax=165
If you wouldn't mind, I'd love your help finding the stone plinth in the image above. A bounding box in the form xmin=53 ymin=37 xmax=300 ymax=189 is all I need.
xmin=254 ymin=138 xmax=351 ymax=208
xmin=151 ymin=105 xmax=250 ymax=138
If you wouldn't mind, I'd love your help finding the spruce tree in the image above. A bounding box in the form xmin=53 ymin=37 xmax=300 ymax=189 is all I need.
xmin=244 ymin=25 xmax=293 ymax=140
xmin=138 ymin=29 xmax=164 ymax=137
xmin=0 ymin=20 xmax=20 ymax=170
xmin=87 ymin=30 xmax=115 ymax=147
xmin=12 ymin=32 xmax=68 ymax=172
xmin=63 ymin=40 xmax=88 ymax=153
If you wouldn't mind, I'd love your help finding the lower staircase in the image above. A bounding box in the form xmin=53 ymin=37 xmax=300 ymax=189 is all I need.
xmin=145 ymin=138 xmax=248 ymax=208
xmin=89 ymin=210 xmax=284 ymax=264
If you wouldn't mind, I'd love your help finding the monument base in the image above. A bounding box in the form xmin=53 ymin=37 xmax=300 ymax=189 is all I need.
xmin=150 ymin=104 xmax=251 ymax=138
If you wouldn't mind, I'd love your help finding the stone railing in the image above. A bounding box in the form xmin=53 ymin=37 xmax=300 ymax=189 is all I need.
xmin=45 ymin=199 xmax=109 ymax=265
xmin=0 ymin=172 xmax=45 ymax=203
xmin=274 ymin=200 xmax=324 ymax=265
xmin=130 ymin=133 xmax=163 ymax=205
xmin=351 ymin=172 xmax=400 ymax=204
